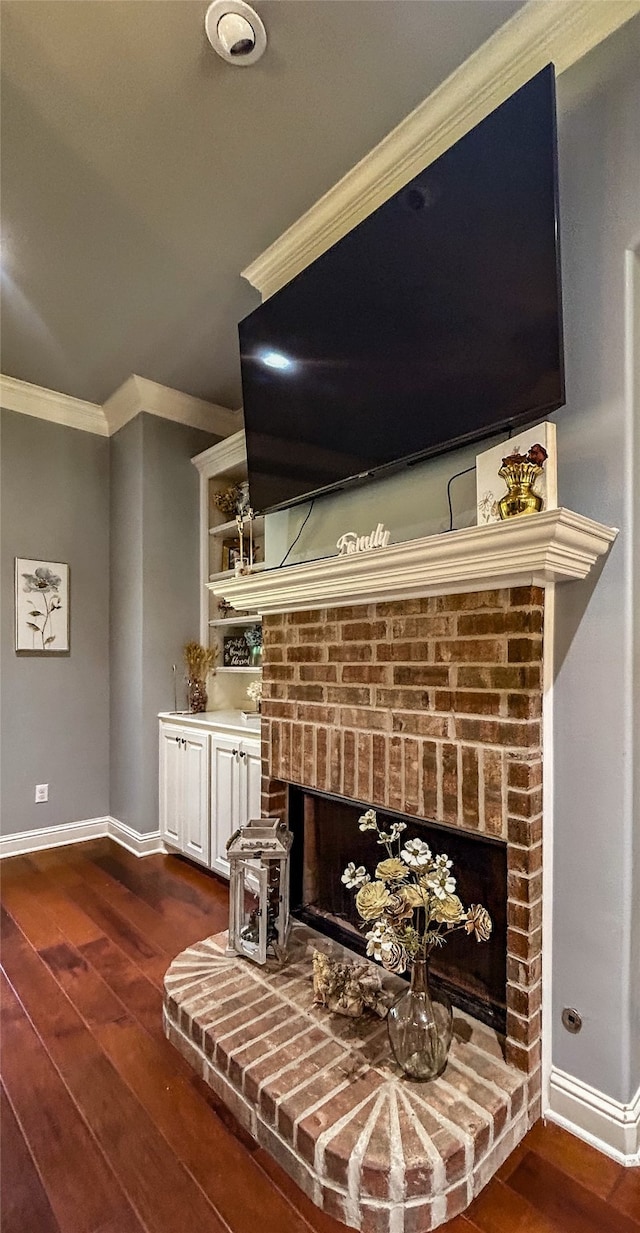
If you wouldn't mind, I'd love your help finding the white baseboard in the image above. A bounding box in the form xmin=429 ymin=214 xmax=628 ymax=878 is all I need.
xmin=546 ymin=1067 xmax=640 ymax=1166
xmin=0 ymin=816 xmax=111 ymax=857
xmin=106 ymin=816 xmax=165 ymax=856
xmin=0 ymin=816 xmax=166 ymax=860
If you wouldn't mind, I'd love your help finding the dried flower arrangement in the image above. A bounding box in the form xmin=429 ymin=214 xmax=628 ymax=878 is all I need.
xmin=183 ymin=641 xmax=218 ymax=679
xmin=342 ymin=808 xmax=492 ymax=975
xmin=183 ymin=641 xmax=218 ymax=713
xmin=312 ymin=950 xmax=390 ymax=1019
xmin=212 ymin=482 xmax=250 ymax=519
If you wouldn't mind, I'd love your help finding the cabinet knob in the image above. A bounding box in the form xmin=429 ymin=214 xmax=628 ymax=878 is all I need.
xmin=239 ymin=750 xmax=246 ymax=759
xmin=232 ymin=748 xmax=238 ymax=757
xmin=175 ymin=736 xmax=180 ymax=744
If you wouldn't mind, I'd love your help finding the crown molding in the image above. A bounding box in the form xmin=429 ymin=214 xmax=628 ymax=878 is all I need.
xmin=103 ymin=375 xmax=242 ymax=439
xmin=242 ymin=0 xmax=640 ymax=299
xmin=1 ymin=373 xmax=240 ymax=439
xmin=212 ymin=508 xmax=618 ymax=615
xmin=0 ymin=373 xmax=108 ymax=435
xmin=191 ymin=429 xmax=247 ymax=477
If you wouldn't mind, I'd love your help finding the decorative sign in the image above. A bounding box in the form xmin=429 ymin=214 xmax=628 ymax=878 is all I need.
xmin=336 ymin=523 xmax=390 ymax=557
xmin=223 ymin=635 xmax=251 ymax=668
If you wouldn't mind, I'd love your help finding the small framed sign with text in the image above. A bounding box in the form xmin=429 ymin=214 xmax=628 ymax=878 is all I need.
xmin=223 ymin=635 xmax=251 ymax=668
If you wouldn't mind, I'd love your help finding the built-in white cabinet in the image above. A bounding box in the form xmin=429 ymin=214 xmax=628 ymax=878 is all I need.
xmin=159 ymin=713 xmax=260 ymax=877
xmin=183 ymin=730 xmax=210 ymax=865
xmin=159 ymin=724 xmax=210 ymax=866
xmin=210 ymin=733 xmax=238 ymax=876
xmin=210 ymin=732 xmax=261 ymax=878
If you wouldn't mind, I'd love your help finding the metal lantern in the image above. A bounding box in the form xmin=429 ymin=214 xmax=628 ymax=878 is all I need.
xmin=225 ymin=817 xmax=292 ymax=965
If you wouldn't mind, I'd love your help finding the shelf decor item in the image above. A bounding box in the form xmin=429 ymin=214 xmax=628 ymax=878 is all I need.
xmin=15 ymin=559 xmax=70 ymax=654
xmin=312 ymin=950 xmax=390 ymax=1019
xmin=497 ymin=445 xmax=548 ymax=520
xmin=226 ymin=817 xmax=293 ymax=965
xmin=476 ymin=420 xmax=557 ymax=524
xmin=212 ymin=483 xmax=250 ymax=519
xmin=183 ymin=641 xmax=218 ymax=713
xmin=244 ymin=623 xmax=263 ymax=667
xmin=341 ymin=807 xmax=492 ymax=1081
xmin=221 ymin=537 xmax=242 ymax=573
xmin=246 ymin=679 xmax=262 ymax=713
xmin=223 ymin=634 xmax=251 ymax=668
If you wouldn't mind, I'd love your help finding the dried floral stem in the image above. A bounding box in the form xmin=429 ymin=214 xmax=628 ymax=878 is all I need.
xmin=183 ymin=641 xmax=218 ymax=681
xmin=342 ymin=808 xmax=492 ymax=976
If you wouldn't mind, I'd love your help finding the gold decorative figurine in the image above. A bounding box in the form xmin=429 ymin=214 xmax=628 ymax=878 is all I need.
xmin=497 ymin=443 xmax=548 ymax=519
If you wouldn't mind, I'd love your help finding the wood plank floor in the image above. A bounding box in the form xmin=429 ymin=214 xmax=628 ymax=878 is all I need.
xmin=1 ymin=839 xmax=637 ymax=1233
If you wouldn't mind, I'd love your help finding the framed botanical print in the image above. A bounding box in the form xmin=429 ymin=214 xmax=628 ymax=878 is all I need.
xmin=15 ymin=559 xmax=70 ymax=654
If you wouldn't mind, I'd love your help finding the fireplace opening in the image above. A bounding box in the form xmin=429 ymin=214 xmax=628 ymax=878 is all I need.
xmin=288 ymin=785 xmax=507 ymax=1033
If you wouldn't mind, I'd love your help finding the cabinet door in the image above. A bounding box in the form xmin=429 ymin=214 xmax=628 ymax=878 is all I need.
xmin=183 ymin=730 xmax=210 ymax=867
xmin=159 ymin=725 xmax=183 ymax=848
xmin=241 ymin=739 xmax=262 ymax=824
xmin=211 ymin=735 xmax=240 ymax=878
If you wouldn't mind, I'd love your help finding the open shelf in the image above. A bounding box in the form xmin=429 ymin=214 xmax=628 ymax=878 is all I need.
xmin=216 ymin=666 xmax=262 ymax=674
xmin=193 ymin=432 xmax=265 ymax=710
xmin=208 ymin=568 xmax=236 ymax=586
xmin=208 ymin=562 xmax=267 ymax=587
xmin=208 ymin=616 xmax=259 ymax=628
xmin=209 ymin=515 xmax=265 ymax=538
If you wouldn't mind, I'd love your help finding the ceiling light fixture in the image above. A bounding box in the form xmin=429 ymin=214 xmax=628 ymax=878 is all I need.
xmin=260 ymin=350 xmax=294 ymax=371
xmin=205 ymin=0 xmax=267 ymax=67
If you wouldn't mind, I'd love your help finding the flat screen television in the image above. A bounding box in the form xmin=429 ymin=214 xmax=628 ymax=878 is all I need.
xmin=239 ymin=65 xmax=564 ymax=515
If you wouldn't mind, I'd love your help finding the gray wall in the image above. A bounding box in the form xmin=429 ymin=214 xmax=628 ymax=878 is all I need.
xmin=551 ymin=22 xmax=640 ymax=1105
xmin=631 ymin=247 xmax=640 ymax=1101
xmin=110 ymin=413 xmax=217 ymax=834
xmin=264 ymin=21 xmax=640 ymax=1107
xmin=265 ymin=434 xmax=502 ymax=568
xmin=109 ymin=415 xmax=144 ymax=832
xmin=0 ymin=408 xmax=110 ymax=834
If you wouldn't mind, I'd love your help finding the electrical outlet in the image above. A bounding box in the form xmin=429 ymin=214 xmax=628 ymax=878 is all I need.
xmin=35 ymin=783 xmax=49 ymax=803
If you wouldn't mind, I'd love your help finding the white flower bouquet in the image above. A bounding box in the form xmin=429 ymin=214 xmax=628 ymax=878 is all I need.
xmin=246 ymin=679 xmax=262 ymax=708
xmin=341 ymin=808 xmax=492 ymax=975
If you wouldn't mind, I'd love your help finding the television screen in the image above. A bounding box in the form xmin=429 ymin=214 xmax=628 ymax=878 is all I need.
xmin=239 ymin=65 xmax=564 ymax=515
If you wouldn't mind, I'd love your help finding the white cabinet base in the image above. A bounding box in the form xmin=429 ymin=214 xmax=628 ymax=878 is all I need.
xmin=159 ymin=714 xmax=261 ymax=877
xmin=159 ymin=724 xmax=210 ymax=867
xmin=210 ymin=732 xmax=262 ymax=879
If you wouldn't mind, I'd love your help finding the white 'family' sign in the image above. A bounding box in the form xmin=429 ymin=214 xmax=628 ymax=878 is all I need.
xmin=336 ymin=523 xmax=390 ymax=556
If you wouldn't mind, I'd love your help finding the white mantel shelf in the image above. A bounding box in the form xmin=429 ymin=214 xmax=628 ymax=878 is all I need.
xmin=213 ymin=509 xmax=617 ymax=616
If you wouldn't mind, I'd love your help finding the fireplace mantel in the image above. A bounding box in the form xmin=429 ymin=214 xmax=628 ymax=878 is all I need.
xmin=215 ymin=508 xmax=616 ymax=616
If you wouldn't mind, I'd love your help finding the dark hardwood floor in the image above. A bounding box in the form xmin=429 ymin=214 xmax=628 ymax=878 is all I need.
xmin=1 ymin=839 xmax=637 ymax=1233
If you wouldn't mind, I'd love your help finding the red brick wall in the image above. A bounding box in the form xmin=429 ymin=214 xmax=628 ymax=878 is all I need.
xmin=261 ymin=587 xmax=542 ymax=840
xmin=261 ymin=585 xmax=544 ymax=1116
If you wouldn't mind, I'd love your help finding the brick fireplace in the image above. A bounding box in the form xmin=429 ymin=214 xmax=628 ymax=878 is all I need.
xmin=164 ymin=512 xmax=617 ymax=1229
xmin=260 ymin=586 xmax=544 ymax=1115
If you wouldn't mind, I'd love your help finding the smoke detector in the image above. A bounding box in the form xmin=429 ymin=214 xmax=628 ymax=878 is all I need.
xmin=205 ymin=0 xmax=267 ymax=66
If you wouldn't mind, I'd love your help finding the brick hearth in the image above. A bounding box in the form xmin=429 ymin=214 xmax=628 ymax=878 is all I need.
xmin=164 ymin=926 xmax=528 ymax=1233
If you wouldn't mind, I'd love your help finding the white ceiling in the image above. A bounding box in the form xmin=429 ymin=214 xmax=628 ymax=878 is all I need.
xmin=0 ymin=0 xmax=523 ymax=407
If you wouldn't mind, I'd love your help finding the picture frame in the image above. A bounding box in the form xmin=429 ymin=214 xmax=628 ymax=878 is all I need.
xmin=221 ymin=537 xmax=242 ymax=572
xmin=15 ymin=558 xmax=70 ymax=655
